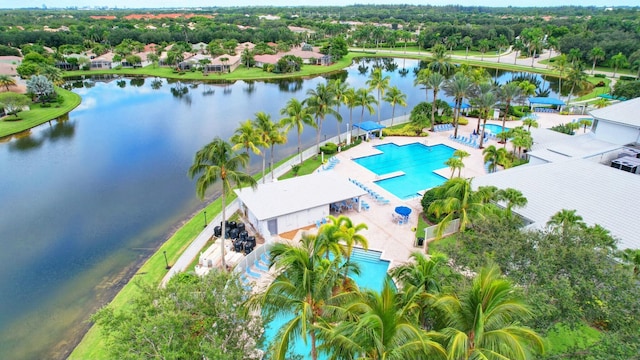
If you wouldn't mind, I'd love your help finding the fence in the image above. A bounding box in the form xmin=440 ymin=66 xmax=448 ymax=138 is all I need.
xmin=422 ymin=219 xmax=461 ymax=250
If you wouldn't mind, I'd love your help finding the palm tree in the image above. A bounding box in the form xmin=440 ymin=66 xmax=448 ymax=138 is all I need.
xmin=593 ymin=98 xmax=610 ymax=109
xmin=414 ymin=68 xmax=432 ymax=103
xmin=495 ymin=35 xmax=509 ymax=63
xmin=462 ymin=36 xmax=473 ymax=60
xmin=343 ymin=87 xmax=358 ymax=144
xmin=523 ymin=118 xmax=539 ymax=131
xmin=0 ymin=75 xmax=16 ymax=91
xmin=471 ymin=86 xmax=498 ymax=148
xmin=568 ymin=48 xmax=583 ymax=66
xmin=304 ymin=82 xmax=339 ymax=155
xmin=588 ymin=47 xmax=605 ymax=75
xmin=611 ymin=52 xmax=628 ymax=78
xmin=267 ymin=122 xmax=287 ymax=181
xmin=230 ymin=120 xmax=264 ymax=167
xmin=445 ymin=157 xmax=464 ymax=179
xmin=280 ymin=98 xmax=315 ymax=164
xmin=547 ymin=209 xmax=586 ymax=238
xmin=322 ymin=277 xmax=446 ymax=360
xmin=428 ymin=178 xmax=494 ymax=239
xmin=477 ymin=39 xmax=491 ymax=61
xmin=444 ymin=72 xmax=474 ymax=138
xmin=483 ymin=145 xmax=510 ymax=173
xmin=187 ymin=138 xmax=257 ymax=269
xmin=553 ymin=54 xmax=568 ymax=92
xmin=366 ymin=68 xmax=390 ymax=124
xmin=428 ymin=44 xmax=454 ymax=77
xmin=435 ymin=265 xmax=544 ymax=360
xmin=621 ymin=249 xmax=640 ymax=277
xmin=253 ymin=111 xmax=276 ymax=183
xmin=329 ymin=215 xmax=368 ymax=284
xmin=496 ymin=188 xmax=528 ymax=219
xmin=427 ymin=72 xmax=446 ymax=132
xmin=355 ymin=87 xmax=377 ymax=136
xmin=257 ymin=234 xmax=345 ymax=360
xmin=565 ymin=65 xmax=587 ymax=105
xmin=383 ymin=86 xmax=407 ymax=126
xmin=511 ymin=127 xmax=533 ymax=158
xmin=578 ymin=118 xmax=593 ymax=133
xmin=512 ymin=39 xmax=526 ymax=65
xmin=546 ymin=36 xmax=558 ymax=68
xmin=498 ymin=82 xmax=523 ymax=143
xmin=330 ymin=79 xmax=349 ymax=142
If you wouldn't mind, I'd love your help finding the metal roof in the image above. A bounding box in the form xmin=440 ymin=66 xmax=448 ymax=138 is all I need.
xmin=589 ymin=97 xmax=640 ymax=128
xmin=473 ymin=159 xmax=640 ymax=250
xmin=353 ymin=121 xmax=386 ymax=132
xmin=234 ymin=172 xmax=367 ymax=221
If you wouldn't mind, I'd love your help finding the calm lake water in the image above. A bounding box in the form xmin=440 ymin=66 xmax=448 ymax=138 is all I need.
xmin=0 ymin=58 xmax=558 ymax=359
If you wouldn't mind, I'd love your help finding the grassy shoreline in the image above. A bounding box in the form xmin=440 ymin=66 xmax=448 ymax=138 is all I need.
xmin=0 ymin=87 xmax=82 ymax=138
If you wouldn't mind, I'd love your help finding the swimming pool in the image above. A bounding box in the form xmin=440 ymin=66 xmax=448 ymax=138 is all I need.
xmin=263 ymin=248 xmax=390 ymax=359
xmin=483 ymin=123 xmax=510 ymax=134
xmin=353 ymin=143 xmax=455 ymax=199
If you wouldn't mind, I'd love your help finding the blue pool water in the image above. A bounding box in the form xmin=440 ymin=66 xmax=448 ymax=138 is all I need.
xmin=263 ymin=248 xmax=390 ymax=359
xmin=353 ymin=143 xmax=455 ymax=199
xmin=483 ymin=124 xmax=510 ymax=134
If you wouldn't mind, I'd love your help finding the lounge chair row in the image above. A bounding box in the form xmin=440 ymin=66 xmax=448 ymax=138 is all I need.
xmin=321 ymin=156 xmax=340 ymax=171
xmin=450 ymin=134 xmax=479 ymax=149
xmin=533 ymin=107 xmax=557 ymax=113
xmin=348 ymin=178 xmax=390 ymax=205
xmin=434 ymin=123 xmax=454 ymax=132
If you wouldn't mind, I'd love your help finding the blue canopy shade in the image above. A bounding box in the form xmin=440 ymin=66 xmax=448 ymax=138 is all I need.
xmin=528 ymin=97 xmax=565 ymax=106
xmin=353 ymin=121 xmax=386 ymax=132
xmin=598 ymin=94 xmax=627 ymax=101
xmin=446 ymin=101 xmax=471 ymax=109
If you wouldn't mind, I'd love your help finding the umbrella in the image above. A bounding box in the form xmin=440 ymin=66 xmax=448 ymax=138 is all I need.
xmin=395 ymin=206 xmax=412 ymax=217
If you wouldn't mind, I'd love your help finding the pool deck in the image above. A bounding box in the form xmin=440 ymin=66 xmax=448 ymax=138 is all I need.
xmin=278 ymin=112 xmax=577 ymax=269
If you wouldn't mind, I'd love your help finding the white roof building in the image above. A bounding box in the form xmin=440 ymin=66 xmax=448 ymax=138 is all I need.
xmin=235 ymin=172 xmax=367 ymax=239
xmin=473 ymin=159 xmax=640 ymax=250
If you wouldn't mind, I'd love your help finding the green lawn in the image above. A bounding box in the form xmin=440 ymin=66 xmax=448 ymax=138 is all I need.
xmin=0 ymin=87 xmax=81 ymax=138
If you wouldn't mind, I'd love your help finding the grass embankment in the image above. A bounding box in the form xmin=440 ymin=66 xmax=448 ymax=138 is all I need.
xmin=63 ymin=53 xmax=359 ymax=81
xmin=0 ymin=87 xmax=81 ymax=138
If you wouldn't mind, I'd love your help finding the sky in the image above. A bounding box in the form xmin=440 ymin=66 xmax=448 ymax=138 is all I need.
xmin=12 ymin=0 xmax=640 ymax=9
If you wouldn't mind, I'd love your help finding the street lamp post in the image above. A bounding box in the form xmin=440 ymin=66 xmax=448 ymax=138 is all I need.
xmin=203 ymin=210 xmax=207 ymax=228
xmin=163 ymin=250 xmax=171 ymax=270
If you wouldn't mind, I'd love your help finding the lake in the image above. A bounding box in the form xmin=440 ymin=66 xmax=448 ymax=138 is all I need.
xmin=0 ymin=58 xmax=558 ymax=359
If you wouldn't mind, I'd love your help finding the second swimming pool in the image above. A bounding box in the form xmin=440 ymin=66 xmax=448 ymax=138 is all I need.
xmin=483 ymin=123 xmax=511 ymax=134
xmin=353 ymin=142 xmax=455 ymax=199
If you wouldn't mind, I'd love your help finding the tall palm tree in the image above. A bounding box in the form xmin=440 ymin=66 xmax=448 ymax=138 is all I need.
xmin=611 ymin=52 xmax=629 ymax=78
xmin=462 ymin=36 xmax=473 ymax=60
xmin=428 ymin=178 xmax=495 ymax=239
xmin=330 ymin=79 xmax=349 ymax=142
xmin=330 ymin=215 xmax=369 ymax=285
xmin=444 ymin=72 xmax=474 ymax=138
xmin=304 ymin=82 xmax=339 ymax=155
xmin=355 ymin=87 xmax=377 ymax=136
xmin=497 ymin=82 xmax=523 ymax=143
xmin=343 ymin=87 xmax=358 ymax=144
xmin=256 ymin=233 xmax=346 ymax=360
xmin=383 ymin=85 xmax=407 ymax=126
xmin=428 ymin=43 xmax=455 ymax=77
xmin=414 ymin=68 xmax=432 ymax=103
xmin=565 ymin=65 xmax=587 ymax=105
xmin=482 ymin=145 xmax=509 ymax=173
xmin=435 ymin=265 xmax=544 ymax=360
xmin=427 ymin=72 xmax=446 ymax=132
xmin=279 ymin=98 xmax=315 ymax=164
xmin=366 ymin=67 xmax=390 ymax=124
xmin=470 ymin=83 xmax=497 ymax=148
xmin=267 ymin=122 xmax=287 ymax=181
xmin=253 ymin=111 xmax=275 ymax=183
xmin=553 ymin=54 xmax=568 ymax=91
xmin=496 ymin=188 xmax=528 ymax=219
xmin=545 ymin=36 xmax=558 ymax=68
xmin=392 ymin=251 xmax=448 ymax=294
xmin=230 ymin=119 xmax=264 ymax=167
xmin=546 ymin=209 xmax=586 ymax=238
xmin=477 ymin=39 xmax=491 ymax=61
xmin=187 ymin=138 xmax=257 ymax=269
xmin=322 ymin=277 xmax=446 ymax=360
xmin=588 ymin=47 xmax=605 ymax=75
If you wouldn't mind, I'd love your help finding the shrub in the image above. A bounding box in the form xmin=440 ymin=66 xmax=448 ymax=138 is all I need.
xmin=382 ymin=123 xmax=426 ymax=137
xmin=620 ymin=75 xmax=637 ymax=81
xmin=595 ymin=81 xmax=606 ymax=87
xmin=594 ymin=73 xmax=606 ymax=78
xmin=457 ymin=117 xmax=469 ymax=125
xmin=421 ymin=187 xmax=445 ymax=223
xmin=320 ymin=142 xmax=338 ymax=154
